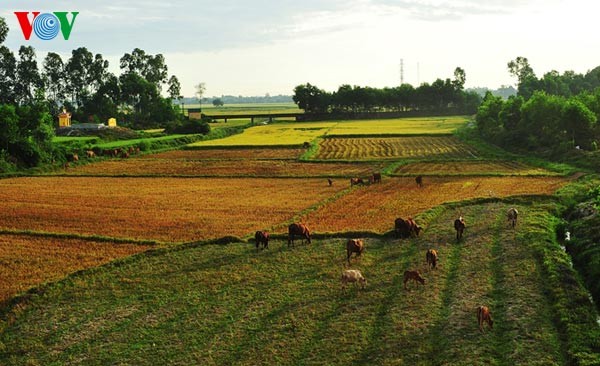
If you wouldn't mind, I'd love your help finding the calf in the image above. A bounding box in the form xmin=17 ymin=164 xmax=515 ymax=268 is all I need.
xmin=372 ymin=172 xmax=382 ymax=184
xmin=341 ymin=269 xmax=366 ymax=289
xmin=415 ymin=175 xmax=423 ymax=187
xmin=350 ymin=177 xmax=364 ymax=186
xmin=254 ymin=231 xmax=269 ymax=250
xmin=403 ymin=270 xmax=425 ymax=290
xmin=426 ymin=249 xmax=438 ymax=270
xmin=477 ymin=305 xmax=493 ymax=332
xmin=454 ymin=216 xmax=466 ymax=241
xmin=507 ymin=208 xmax=518 ymax=228
xmin=346 ymin=239 xmax=365 ymax=264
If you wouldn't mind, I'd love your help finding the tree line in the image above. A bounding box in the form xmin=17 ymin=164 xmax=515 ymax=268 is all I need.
xmin=292 ymin=67 xmax=482 ymax=115
xmin=0 ymin=17 xmax=192 ymax=171
xmin=476 ymin=57 xmax=600 ymax=153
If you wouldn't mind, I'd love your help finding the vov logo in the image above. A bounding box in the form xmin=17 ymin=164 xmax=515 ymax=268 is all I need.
xmin=14 ymin=12 xmax=79 ymax=40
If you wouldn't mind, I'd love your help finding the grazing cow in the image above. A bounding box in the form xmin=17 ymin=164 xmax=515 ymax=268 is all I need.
xmin=346 ymin=239 xmax=365 ymax=264
xmin=403 ymin=270 xmax=425 ymax=290
xmin=288 ymin=223 xmax=311 ymax=247
xmin=67 ymin=153 xmax=79 ymax=162
xmin=85 ymin=150 xmax=95 ymax=158
xmin=255 ymin=231 xmax=269 ymax=250
xmin=394 ymin=217 xmax=422 ymax=238
xmin=507 ymin=208 xmax=518 ymax=228
xmin=477 ymin=305 xmax=493 ymax=332
xmin=328 ymin=178 xmax=333 ymax=186
xmin=416 ymin=175 xmax=423 ymax=188
xmin=454 ymin=216 xmax=466 ymax=241
xmin=426 ymin=249 xmax=438 ymax=270
xmin=350 ymin=177 xmax=364 ymax=186
xmin=372 ymin=172 xmax=382 ymax=184
xmin=341 ymin=269 xmax=366 ymax=289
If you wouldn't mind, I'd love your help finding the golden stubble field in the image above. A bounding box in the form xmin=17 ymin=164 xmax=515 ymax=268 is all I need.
xmin=297 ymin=176 xmax=569 ymax=234
xmin=0 ymin=177 xmax=342 ymax=242
xmin=0 ymin=234 xmax=153 ymax=303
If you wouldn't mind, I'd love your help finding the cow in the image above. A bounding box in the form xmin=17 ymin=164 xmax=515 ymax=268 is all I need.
xmin=288 ymin=223 xmax=311 ymax=247
xmin=416 ymin=175 xmax=423 ymax=188
xmin=372 ymin=172 xmax=382 ymax=184
xmin=454 ymin=216 xmax=466 ymax=241
xmin=346 ymin=239 xmax=365 ymax=264
xmin=507 ymin=208 xmax=518 ymax=228
xmin=255 ymin=231 xmax=269 ymax=250
xmin=341 ymin=269 xmax=366 ymax=289
xmin=477 ymin=305 xmax=493 ymax=332
xmin=426 ymin=249 xmax=438 ymax=270
xmin=394 ymin=217 xmax=422 ymax=238
xmin=350 ymin=177 xmax=364 ymax=186
xmin=328 ymin=178 xmax=333 ymax=186
xmin=85 ymin=150 xmax=96 ymax=158
xmin=67 ymin=153 xmax=79 ymax=162
xmin=403 ymin=270 xmax=425 ymax=290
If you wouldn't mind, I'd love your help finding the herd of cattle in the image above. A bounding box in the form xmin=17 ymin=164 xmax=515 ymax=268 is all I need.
xmin=65 ymin=146 xmax=141 ymax=168
xmin=253 ymin=206 xmax=518 ymax=332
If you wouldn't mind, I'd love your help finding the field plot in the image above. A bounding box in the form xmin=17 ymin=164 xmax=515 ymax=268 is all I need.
xmin=138 ymin=148 xmax=304 ymax=160
xmin=394 ymin=160 xmax=560 ymax=176
xmin=61 ymin=159 xmax=383 ymax=177
xmin=0 ymin=177 xmax=342 ymax=242
xmin=326 ymin=116 xmax=469 ymax=135
xmin=314 ymin=136 xmax=481 ymax=160
xmin=2 ymin=202 xmax=596 ymax=365
xmin=299 ymin=176 xmax=568 ymax=234
xmin=0 ymin=234 xmax=152 ymax=303
xmin=188 ymin=122 xmax=337 ymax=147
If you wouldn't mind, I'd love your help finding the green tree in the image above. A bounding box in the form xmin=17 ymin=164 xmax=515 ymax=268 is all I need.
xmin=15 ymin=46 xmax=42 ymax=105
xmin=212 ymin=98 xmax=224 ymax=107
xmin=293 ymin=83 xmax=330 ymax=113
xmin=42 ymin=52 xmax=66 ymax=110
xmin=561 ymin=99 xmax=597 ymax=149
xmin=0 ymin=46 xmax=16 ymax=104
xmin=520 ymin=91 xmax=565 ymax=147
xmin=0 ymin=17 xmax=8 ymax=44
xmin=508 ymin=56 xmax=538 ymax=99
xmin=475 ymin=91 xmax=504 ymax=139
xmin=167 ymin=75 xmax=182 ymax=101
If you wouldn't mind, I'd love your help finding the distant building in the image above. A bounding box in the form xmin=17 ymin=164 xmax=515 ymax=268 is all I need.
xmin=108 ymin=118 xmax=117 ymax=127
xmin=188 ymin=108 xmax=202 ymax=120
xmin=58 ymin=109 xmax=71 ymax=128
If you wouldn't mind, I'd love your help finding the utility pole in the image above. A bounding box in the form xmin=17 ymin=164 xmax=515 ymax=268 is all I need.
xmin=400 ymin=59 xmax=404 ymax=85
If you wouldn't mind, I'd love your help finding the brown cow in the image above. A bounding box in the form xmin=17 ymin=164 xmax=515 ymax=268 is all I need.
xmin=372 ymin=172 xmax=382 ymax=184
xmin=403 ymin=270 xmax=425 ymax=290
xmin=507 ymin=208 xmax=518 ymax=228
xmin=67 ymin=153 xmax=79 ymax=162
xmin=416 ymin=175 xmax=423 ymax=188
xmin=255 ymin=231 xmax=269 ymax=250
xmin=477 ymin=305 xmax=493 ymax=332
xmin=85 ymin=150 xmax=95 ymax=158
xmin=426 ymin=249 xmax=438 ymax=270
xmin=454 ymin=216 xmax=466 ymax=241
xmin=394 ymin=217 xmax=422 ymax=238
xmin=350 ymin=177 xmax=364 ymax=186
xmin=327 ymin=178 xmax=333 ymax=186
xmin=288 ymin=223 xmax=311 ymax=247
xmin=346 ymin=239 xmax=365 ymax=264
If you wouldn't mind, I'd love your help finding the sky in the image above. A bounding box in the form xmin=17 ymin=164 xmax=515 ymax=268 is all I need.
xmin=1 ymin=0 xmax=599 ymax=97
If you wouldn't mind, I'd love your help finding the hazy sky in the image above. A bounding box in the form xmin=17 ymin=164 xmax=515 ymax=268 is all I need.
xmin=1 ymin=0 xmax=599 ymax=97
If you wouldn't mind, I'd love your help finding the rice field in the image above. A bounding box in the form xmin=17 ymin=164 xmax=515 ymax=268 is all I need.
xmin=0 ymin=177 xmax=342 ymax=242
xmin=0 ymin=234 xmax=153 ymax=303
xmin=298 ymin=176 xmax=569 ymax=234
xmin=138 ymin=148 xmax=304 ymax=160
xmin=314 ymin=136 xmax=481 ymax=160
xmin=326 ymin=116 xmax=469 ymax=135
xmin=188 ymin=122 xmax=338 ymax=147
xmin=394 ymin=160 xmax=560 ymax=176
xmin=60 ymin=159 xmax=384 ymax=177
